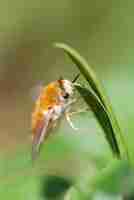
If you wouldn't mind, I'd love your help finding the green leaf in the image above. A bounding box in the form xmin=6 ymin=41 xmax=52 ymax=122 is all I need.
xmin=75 ymin=84 xmax=120 ymax=158
xmin=54 ymin=43 xmax=101 ymax=101
xmin=54 ymin=42 xmax=129 ymax=161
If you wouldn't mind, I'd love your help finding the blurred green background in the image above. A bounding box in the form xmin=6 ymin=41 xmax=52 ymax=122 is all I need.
xmin=0 ymin=0 xmax=134 ymax=199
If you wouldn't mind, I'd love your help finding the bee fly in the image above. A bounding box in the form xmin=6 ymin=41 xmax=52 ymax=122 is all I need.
xmin=31 ymin=74 xmax=80 ymax=159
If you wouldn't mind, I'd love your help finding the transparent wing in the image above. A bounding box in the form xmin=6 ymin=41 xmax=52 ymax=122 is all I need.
xmin=30 ymin=81 xmax=44 ymax=102
xmin=32 ymin=109 xmax=53 ymax=160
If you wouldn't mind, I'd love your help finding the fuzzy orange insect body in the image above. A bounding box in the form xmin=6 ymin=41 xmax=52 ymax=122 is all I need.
xmin=31 ymin=79 xmax=74 ymax=159
xmin=32 ymin=81 xmax=61 ymax=134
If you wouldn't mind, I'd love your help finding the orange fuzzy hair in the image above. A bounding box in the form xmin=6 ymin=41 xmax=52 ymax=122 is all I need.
xmin=31 ymin=81 xmax=61 ymax=135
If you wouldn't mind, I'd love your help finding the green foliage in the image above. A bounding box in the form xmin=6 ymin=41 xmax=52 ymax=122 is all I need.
xmin=75 ymin=84 xmax=120 ymax=158
xmin=54 ymin=43 xmax=132 ymax=199
xmin=55 ymin=42 xmax=129 ymax=159
xmin=0 ymin=41 xmax=134 ymax=200
xmin=64 ymin=160 xmax=134 ymax=199
xmin=0 ymin=43 xmax=132 ymax=199
xmin=41 ymin=176 xmax=72 ymax=199
xmin=0 ymin=0 xmax=133 ymax=199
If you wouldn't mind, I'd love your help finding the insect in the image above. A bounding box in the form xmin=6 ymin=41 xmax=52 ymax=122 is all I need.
xmin=31 ymin=74 xmax=80 ymax=159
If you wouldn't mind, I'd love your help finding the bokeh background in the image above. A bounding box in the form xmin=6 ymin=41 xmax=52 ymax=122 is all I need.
xmin=0 ymin=0 xmax=134 ymax=199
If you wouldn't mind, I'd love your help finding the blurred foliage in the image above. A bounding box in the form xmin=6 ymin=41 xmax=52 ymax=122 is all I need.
xmin=55 ymin=42 xmax=127 ymax=159
xmin=0 ymin=0 xmax=134 ymax=199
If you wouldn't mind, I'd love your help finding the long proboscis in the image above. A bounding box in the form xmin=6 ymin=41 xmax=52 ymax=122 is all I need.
xmin=72 ymin=73 xmax=80 ymax=83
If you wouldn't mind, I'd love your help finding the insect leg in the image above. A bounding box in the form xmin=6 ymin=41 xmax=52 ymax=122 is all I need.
xmin=68 ymin=107 xmax=90 ymax=117
xmin=65 ymin=112 xmax=78 ymax=131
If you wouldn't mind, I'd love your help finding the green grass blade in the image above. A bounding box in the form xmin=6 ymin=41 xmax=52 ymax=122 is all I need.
xmin=54 ymin=42 xmax=129 ymax=161
xmin=75 ymin=84 xmax=120 ymax=158
xmin=54 ymin=43 xmax=102 ymax=101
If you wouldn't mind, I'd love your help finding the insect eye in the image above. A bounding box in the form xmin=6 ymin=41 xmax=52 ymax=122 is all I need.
xmin=63 ymin=93 xmax=69 ymax=99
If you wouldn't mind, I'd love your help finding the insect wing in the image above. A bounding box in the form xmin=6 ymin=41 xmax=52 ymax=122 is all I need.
xmin=30 ymin=82 xmax=44 ymax=102
xmin=32 ymin=109 xmax=53 ymax=160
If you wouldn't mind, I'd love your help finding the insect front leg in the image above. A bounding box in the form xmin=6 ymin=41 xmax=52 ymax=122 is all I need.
xmin=68 ymin=107 xmax=90 ymax=117
xmin=65 ymin=112 xmax=78 ymax=131
xmin=64 ymin=98 xmax=79 ymax=131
